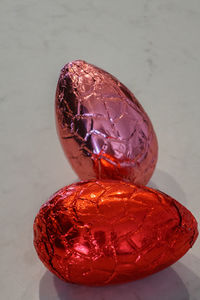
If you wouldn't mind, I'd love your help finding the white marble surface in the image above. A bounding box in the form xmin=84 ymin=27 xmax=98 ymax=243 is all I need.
xmin=0 ymin=0 xmax=200 ymax=299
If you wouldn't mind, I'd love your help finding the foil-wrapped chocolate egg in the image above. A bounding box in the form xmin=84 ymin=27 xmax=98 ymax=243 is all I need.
xmin=55 ymin=60 xmax=158 ymax=185
xmin=33 ymin=180 xmax=198 ymax=286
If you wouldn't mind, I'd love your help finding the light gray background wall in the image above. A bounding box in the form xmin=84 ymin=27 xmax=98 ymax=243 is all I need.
xmin=0 ymin=0 xmax=199 ymax=299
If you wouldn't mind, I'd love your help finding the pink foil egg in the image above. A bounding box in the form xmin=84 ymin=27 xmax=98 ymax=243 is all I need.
xmin=55 ymin=60 xmax=158 ymax=185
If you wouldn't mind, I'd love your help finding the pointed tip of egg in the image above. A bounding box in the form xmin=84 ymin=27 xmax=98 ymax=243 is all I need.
xmin=59 ymin=60 xmax=89 ymax=79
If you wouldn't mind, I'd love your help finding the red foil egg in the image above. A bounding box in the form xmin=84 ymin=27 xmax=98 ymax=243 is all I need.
xmin=33 ymin=180 xmax=198 ymax=286
xmin=55 ymin=60 xmax=158 ymax=185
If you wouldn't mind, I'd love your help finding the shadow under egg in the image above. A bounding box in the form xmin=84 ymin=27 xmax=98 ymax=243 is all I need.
xmin=39 ymin=257 xmax=200 ymax=300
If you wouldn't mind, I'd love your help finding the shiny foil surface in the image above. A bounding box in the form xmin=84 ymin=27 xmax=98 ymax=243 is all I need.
xmin=33 ymin=180 xmax=198 ymax=286
xmin=55 ymin=60 xmax=158 ymax=185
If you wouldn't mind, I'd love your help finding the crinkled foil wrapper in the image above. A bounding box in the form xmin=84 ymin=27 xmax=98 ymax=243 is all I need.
xmin=34 ymin=180 xmax=198 ymax=286
xmin=55 ymin=60 xmax=158 ymax=185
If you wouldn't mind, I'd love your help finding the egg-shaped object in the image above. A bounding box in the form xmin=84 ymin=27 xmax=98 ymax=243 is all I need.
xmin=55 ymin=60 xmax=158 ymax=185
xmin=33 ymin=180 xmax=198 ymax=286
